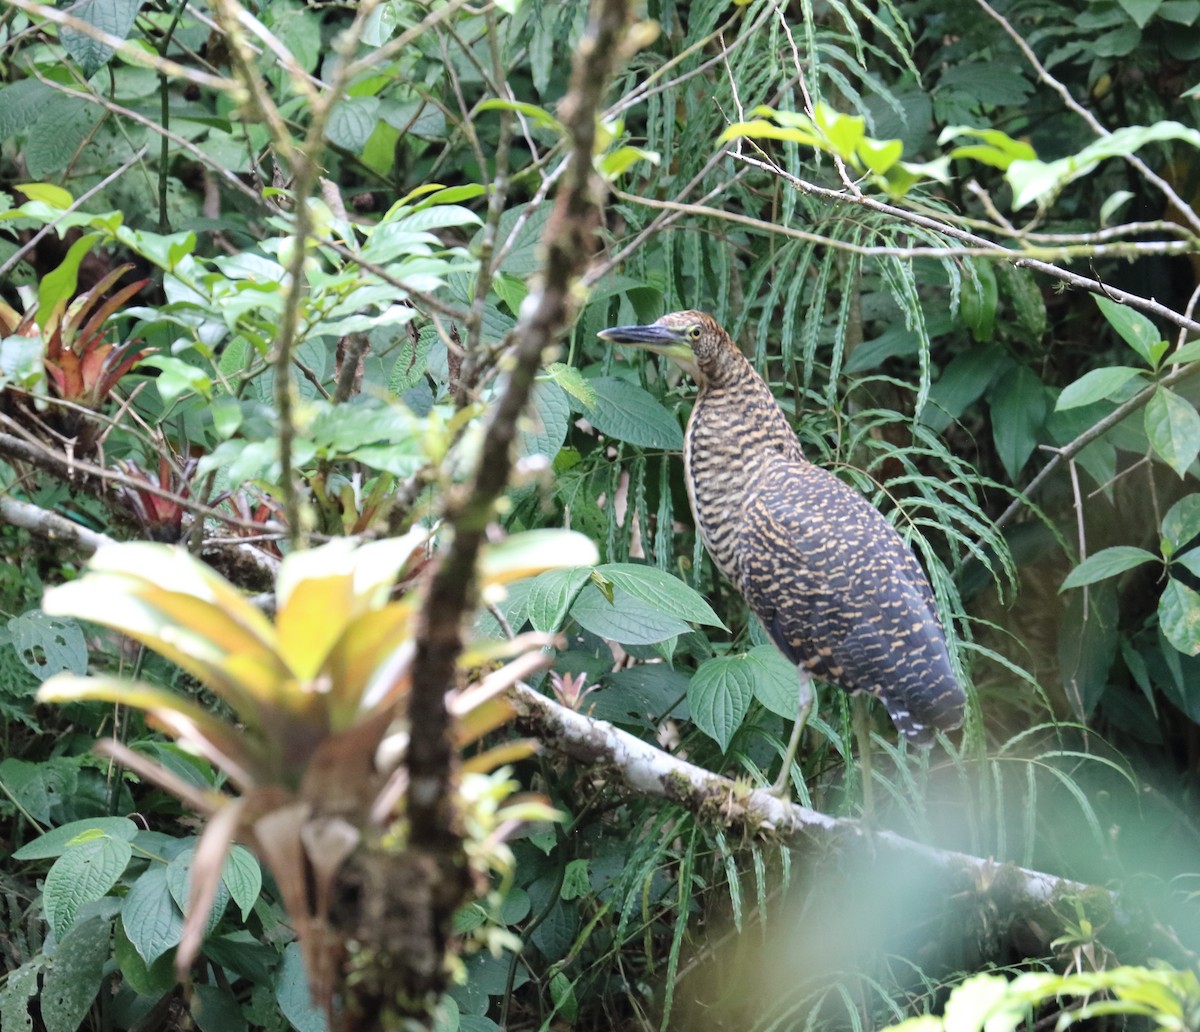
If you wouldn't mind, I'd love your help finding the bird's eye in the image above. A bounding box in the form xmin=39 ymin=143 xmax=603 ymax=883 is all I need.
xmin=687 ymin=325 xmax=702 ymax=340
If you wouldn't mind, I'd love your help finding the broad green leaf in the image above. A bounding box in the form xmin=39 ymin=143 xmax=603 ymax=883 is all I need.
xmin=0 ymin=757 xmax=79 ymax=827
xmin=569 ymin=583 xmax=691 ymax=645
xmin=0 ymin=958 xmax=41 ymax=1032
xmin=60 ymin=0 xmax=143 ymax=77
xmin=1163 ymin=494 xmax=1200 ymax=554
xmin=526 ymin=567 xmax=592 ymax=633
xmin=479 ymin=529 xmax=599 ymax=586
xmin=1056 ymin=366 xmax=1147 ymax=410
xmin=114 ymin=916 xmax=176 ymax=997
xmin=1168 ymin=338 xmax=1200 ymax=364
xmin=122 ymin=865 xmax=184 ymax=964
xmin=1060 ymin=546 xmax=1157 ymax=590
xmin=1145 ymin=386 xmax=1200 ymax=476
xmin=0 ymin=82 xmax=55 ymax=142
xmin=586 ymin=376 xmax=684 ymax=450
xmin=40 ymin=915 xmax=111 ymax=1032
xmin=43 ymin=834 xmax=132 ymax=938
xmin=1160 ymin=578 xmax=1200 ymax=656
xmin=192 ymin=984 xmax=245 ymax=1032
xmin=543 ymin=362 xmax=597 ymax=409
xmin=990 ymin=365 xmax=1047 ymax=481
xmin=277 ymin=941 xmax=329 ymax=1032
xmin=598 ymin=145 xmax=660 ymax=180
xmin=921 ymin=343 xmax=1005 ymax=433
xmin=689 ymin=655 xmax=756 ymax=751
xmin=1118 ymin=0 xmax=1163 ymax=26
xmin=596 ymin=563 xmax=725 ymax=628
xmin=960 ymin=263 xmax=998 ymax=342
xmin=13 ymin=816 xmax=137 ymax=860
xmin=518 ymin=380 xmax=570 ymax=459
xmin=857 ymin=138 xmax=904 ymax=175
xmin=7 ymin=611 xmax=87 ymax=680
xmin=325 ymin=97 xmax=381 ymax=151
xmin=744 ymin=644 xmax=806 ymax=719
xmin=137 ymin=355 xmax=212 ymax=403
xmin=37 ymin=232 xmax=103 ymax=329
xmin=1095 ymin=296 xmax=1164 ymax=366
xmin=166 ymin=846 xmax=230 ymax=937
xmin=1008 ymin=121 xmax=1200 ymax=209
xmin=560 ymin=859 xmax=590 ymax=900
xmin=940 ymin=125 xmax=1037 ymax=169
xmin=223 ymin=845 xmax=262 ymax=920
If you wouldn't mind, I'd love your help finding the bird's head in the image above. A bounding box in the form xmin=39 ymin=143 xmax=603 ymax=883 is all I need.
xmin=598 ymin=310 xmax=735 ymax=384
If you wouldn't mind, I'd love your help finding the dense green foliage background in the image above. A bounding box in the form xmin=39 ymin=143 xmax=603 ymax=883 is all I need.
xmin=3 ymin=0 xmax=1200 ymax=1029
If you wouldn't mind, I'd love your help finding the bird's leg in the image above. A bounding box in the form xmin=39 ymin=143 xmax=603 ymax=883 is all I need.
xmin=853 ymin=693 xmax=874 ymax=819
xmin=770 ymin=669 xmax=814 ymax=796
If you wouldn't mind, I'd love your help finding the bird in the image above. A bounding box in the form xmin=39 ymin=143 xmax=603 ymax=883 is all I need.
xmin=598 ymin=310 xmax=965 ymax=796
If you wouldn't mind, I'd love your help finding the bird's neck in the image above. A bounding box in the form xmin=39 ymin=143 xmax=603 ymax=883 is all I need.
xmin=685 ymin=356 xmax=806 ymax=580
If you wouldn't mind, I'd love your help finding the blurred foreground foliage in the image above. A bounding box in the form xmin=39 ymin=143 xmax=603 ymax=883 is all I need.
xmin=3 ymin=0 xmax=1200 ymax=1029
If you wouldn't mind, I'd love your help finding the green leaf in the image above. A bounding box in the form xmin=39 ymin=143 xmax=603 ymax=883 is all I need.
xmin=1160 ymin=578 xmax=1200 ymax=656
xmin=43 ymin=834 xmax=132 ymax=938
xmin=138 ymin=355 xmax=212 ymax=404
xmin=1168 ymin=338 xmax=1200 ymax=363
xmin=223 ymin=845 xmax=262 ymax=921
xmin=37 ymin=232 xmax=103 ymax=329
xmin=115 ymin=915 xmax=176 ymax=997
xmin=744 ymin=644 xmax=805 ymax=719
xmin=1118 ymin=0 xmax=1163 ymax=27
xmin=40 ymin=915 xmax=111 ymax=1032
xmin=325 ymin=97 xmax=381 ymax=151
xmin=586 ymin=377 xmax=684 ymax=450
xmin=1145 ymin=386 xmax=1200 ymax=476
xmin=596 ymin=563 xmax=725 ymax=628
xmin=0 ymin=81 xmax=55 ymax=142
xmin=1163 ymin=495 xmax=1200 ymax=554
xmin=518 ymin=380 xmax=570 ymax=459
xmin=0 ymin=758 xmax=79 ymax=827
xmin=560 ymin=859 xmax=590 ymax=900
xmin=569 ymin=583 xmax=691 ymax=645
xmin=1095 ymin=296 xmax=1164 ymax=366
xmin=856 ymin=137 xmax=903 ymax=174
xmin=543 ymin=362 xmax=596 ymax=409
xmin=7 ymin=610 xmax=88 ymax=681
xmin=921 ymin=343 xmax=1005 ymax=433
xmin=1056 ymin=366 xmax=1147 ymax=410
xmin=60 ymin=0 xmax=142 ymax=77
xmin=477 ymin=97 xmax=565 ymax=134
xmin=122 ymin=865 xmax=184 ymax=964
xmin=192 ymin=984 xmax=246 ymax=1032
xmin=960 ymin=263 xmax=998 ymax=342
xmin=13 ymin=815 xmax=137 ymax=860
xmin=990 ymin=365 xmax=1047 ymax=481
xmin=0 ymin=958 xmax=42 ymax=1032
xmin=276 ymin=941 xmax=329 ymax=1032
xmin=1061 ymin=546 xmax=1158 ymax=590
xmin=1009 ymin=121 xmax=1200 ymax=209
xmin=526 ymin=567 xmax=592 ymax=633
xmin=166 ymin=846 xmax=231 ymax=937
xmin=689 ymin=655 xmax=756 ymax=751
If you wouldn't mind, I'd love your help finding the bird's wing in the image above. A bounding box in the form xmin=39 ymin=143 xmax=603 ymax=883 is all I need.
xmin=734 ymin=461 xmax=963 ymax=741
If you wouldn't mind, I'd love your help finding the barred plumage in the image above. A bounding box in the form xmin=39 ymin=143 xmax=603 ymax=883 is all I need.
xmin=599 ymin=311 xmax=965 ymax=790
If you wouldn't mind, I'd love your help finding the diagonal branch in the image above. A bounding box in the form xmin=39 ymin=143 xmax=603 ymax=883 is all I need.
xmin=506 ymin=681 xmax=1198 ymax=968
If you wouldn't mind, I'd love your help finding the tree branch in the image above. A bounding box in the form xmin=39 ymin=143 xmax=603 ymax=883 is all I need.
xmin=408 ymin=0 xmax=631 ymax=846
xmin=506 ymin=682 xmax=1198 ymax=967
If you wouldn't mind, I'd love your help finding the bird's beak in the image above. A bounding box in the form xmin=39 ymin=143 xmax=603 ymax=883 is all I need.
xmin=598 ymin=324 xmax=695 ymax=366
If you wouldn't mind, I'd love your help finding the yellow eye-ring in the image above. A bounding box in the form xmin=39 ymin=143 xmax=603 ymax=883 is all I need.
xmin=687 ymin=325 xmax=702 ymax=340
